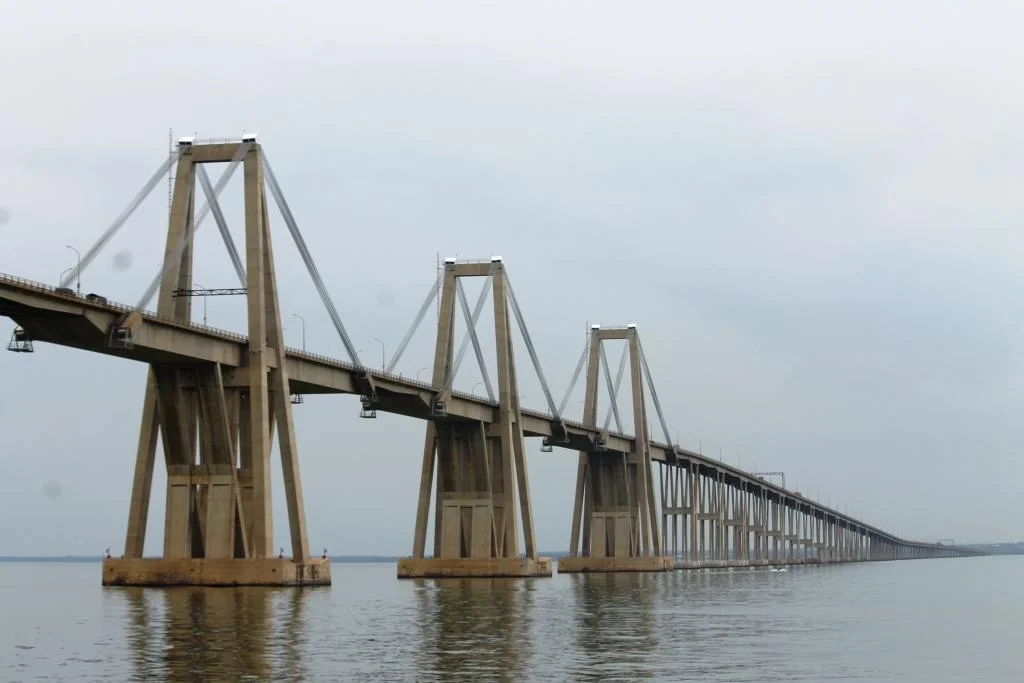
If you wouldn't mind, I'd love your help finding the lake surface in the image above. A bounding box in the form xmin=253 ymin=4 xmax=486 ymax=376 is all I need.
xmin=1 ymin=556 xmax=1020 ymax=682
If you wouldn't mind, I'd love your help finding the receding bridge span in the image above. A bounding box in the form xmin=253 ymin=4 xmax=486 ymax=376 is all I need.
xmin=0 ymin=137 xmax=981 ymax=586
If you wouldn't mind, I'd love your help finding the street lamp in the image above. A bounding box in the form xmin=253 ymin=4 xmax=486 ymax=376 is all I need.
xmin=194 ymin=281 xmax=207 ymax=325
xmin=472 ymin=381 xmax=482 ymax=395
xmin=373 ymin=337 xmax=385 ymax=371
xmin=58 ymin=267 xmax=73 ymax=286
xmin=292 ymin=313 xmax=306 ymax=351
xmin=65 ymin=244 xmax=81 ymax=296
xmin=416 ymin=367 xmax=428 ymax=381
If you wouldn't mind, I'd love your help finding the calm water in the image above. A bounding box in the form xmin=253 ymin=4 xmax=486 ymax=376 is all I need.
xmin=0 ymin=556 xmax=1020 ymax=682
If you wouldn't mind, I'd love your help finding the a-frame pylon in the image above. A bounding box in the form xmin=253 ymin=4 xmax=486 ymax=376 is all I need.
xmin=398 ymin=257 xmax=552 ymax=578
xmin=559 ymin=324 xmax=674 ymax=573
xmin=104 ymin=137 xmax=329 ymax=586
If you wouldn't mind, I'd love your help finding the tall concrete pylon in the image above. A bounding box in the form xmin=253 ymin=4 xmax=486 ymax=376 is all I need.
xmin=398 ymin=257 xmax=552 ymax=577
xmin=103 ymin=138 xmax=329 ymax=586
xmin=559 ymin=324 xmax=674 ymax=572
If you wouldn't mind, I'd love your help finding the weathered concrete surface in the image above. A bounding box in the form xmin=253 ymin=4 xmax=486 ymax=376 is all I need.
xmin=557 ymin=556 xmax=675 ymax=573
xmin=397 ymin=557 xmax=553 ymax=578
xmin=102 ymin=558 xmax=331 ymax=586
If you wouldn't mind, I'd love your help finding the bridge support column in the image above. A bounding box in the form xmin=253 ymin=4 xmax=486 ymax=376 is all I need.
xmin=749 ymin=492 xmax=767 ymax=566
xmin=399 ymin=259 xmax=550 ymax=578
xmin=825 ymin=519 xmax=832 ymax=562
xmin=669 ymin=461 xmax=704 ymax=568
xmin=725 ymin=484 xmax=748 ymax=567
xmin=661 ymin=462 xmax=693 ymax=564
xmin=560 ymin=324 xmax=673 ymax=573
xmin=713 ymin=475 xmax=727 ymax=566
xmin=803 ymin=513 xmax=818 ymax=564
xmin=739 ymin=488 xmax=750 ymax=565
xmin=689 ymin=463 xmax=701 ymax=566
xmin=784 ymin=505 xmax=800 ymax=564
xmin=767 ymin=497 xmax=783 ymax=565
xmin=106 ymin=140 xmax=327 ymax=587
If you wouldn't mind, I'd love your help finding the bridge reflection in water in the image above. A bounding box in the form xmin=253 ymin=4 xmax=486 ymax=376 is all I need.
xmin=115 ymin=586 xmax=313 ymax=681
xmin=412 ymin=578 xmax=536 ymax=680
xmin=571 ymin=573 xmax=658 ymax=675
xmin=85 ymin=560 xmax=1004 ymax=680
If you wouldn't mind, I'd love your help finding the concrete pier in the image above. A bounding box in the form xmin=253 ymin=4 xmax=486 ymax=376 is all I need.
xmin=397 ymin=557 xmax=552 ymax=578
xmin=102 ymin=558 xmax=331 ymax=587
xmin=557 ymin=556 xmax=675 ymax=573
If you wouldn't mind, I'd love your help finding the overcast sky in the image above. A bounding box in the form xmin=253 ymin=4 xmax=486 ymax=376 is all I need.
xmin=1 ymin=1 xmax=1021 ymax=556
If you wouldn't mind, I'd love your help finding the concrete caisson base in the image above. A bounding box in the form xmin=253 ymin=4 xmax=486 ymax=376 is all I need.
xmin=397 ymin=557 xmax=553 ymax=578
xmin=557 ymin=556 xmax=676 ymax=573
xmin=102 ymin=558 xmax=332 ymax=587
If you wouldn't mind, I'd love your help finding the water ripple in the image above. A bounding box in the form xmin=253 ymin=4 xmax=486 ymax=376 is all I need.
xmin=0 ymin=559 xmax=1021 ymax=681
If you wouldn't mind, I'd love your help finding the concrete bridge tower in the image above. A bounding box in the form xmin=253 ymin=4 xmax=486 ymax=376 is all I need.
xmin=560 ymin=324 xmax=674 ymax=572
xmin=398 ymin=258 xmax=552 ymax=577
xmin=104 ymin=138 xmax=328 ymax=586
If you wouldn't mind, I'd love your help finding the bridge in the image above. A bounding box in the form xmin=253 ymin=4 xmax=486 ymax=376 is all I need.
xmin=0 ymin=137 xmax=981 ymax=586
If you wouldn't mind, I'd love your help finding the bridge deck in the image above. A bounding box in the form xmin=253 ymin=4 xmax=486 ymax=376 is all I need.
xmin=0 ymin=272 xmax=952 ymax=551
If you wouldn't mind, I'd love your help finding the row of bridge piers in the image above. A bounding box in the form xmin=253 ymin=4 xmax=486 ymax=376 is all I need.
xmin=0 ymin=137 xmax=972 ymax=587
xmin=657 ymin=459 xmax=953 ymax=568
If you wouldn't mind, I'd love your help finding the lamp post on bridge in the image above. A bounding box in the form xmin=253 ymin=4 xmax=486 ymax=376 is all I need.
xmin=292 ymin=313 xmax=306 ymax=351
xmin=194 ymin=282 xmax=208 ymax=325
xmin=472 ymin=381 xmax=482 ymax=396
xmin=373 ymin=337 xmax=385 ymax=371
xmin=416 ymin=367 xmax=427 ymax=382
xmin=65 ymin=244 xmax=81 ymax=296
xmin=59 ymin=267 xmax=73 ymax=287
